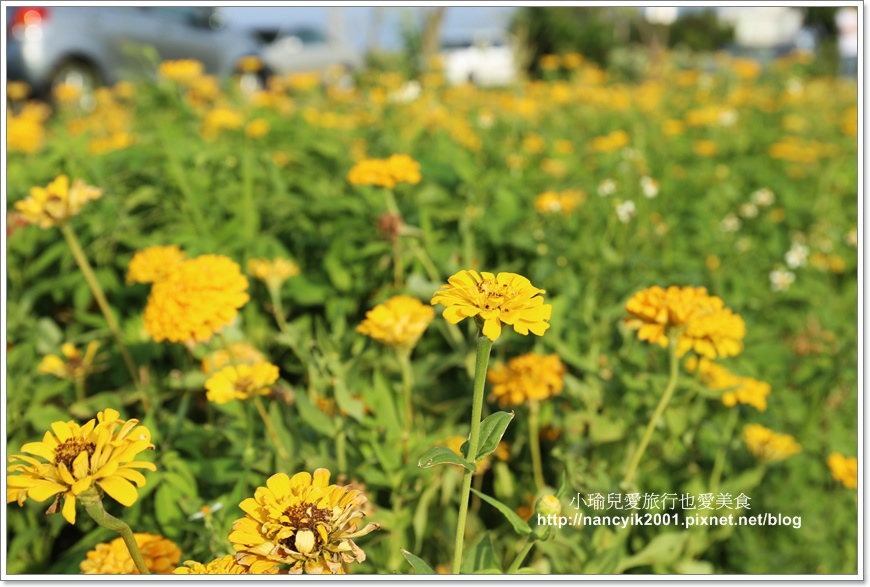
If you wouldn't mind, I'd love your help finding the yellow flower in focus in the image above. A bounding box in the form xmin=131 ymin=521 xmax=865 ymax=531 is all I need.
xmin=201 ymin=342 xmax=266 ymax=374
xmin=204 ymin=361 xmax=280 ymax=404
xmin=159 ymin=59 xmax=205 ymax=84
xmin=6 ymin=409 xmax=156 ymax=524
xmin=174 ymin=554 xmax=279 ymax=575
xmin=742 ymin=424 xmax=801 ymax=463
xmin=14 ymin=175 xmax=103 ymax=229
xmin=693 ymin=140 xmax=718 ymax=157
xmin=228 ymin=469 xmax=380 ymax=574
xmin=38 ymin=341 xmax=101 ymax=381
xmin=143 ymin=254 xmax=249 ymax=343
xmin=827 ymin=453 xmax=857 ymax=489
xmin=685 ymin=357 xmax=770 ymax=411
xmin=357 ymin=295 xmax=434 ymax=351
xmin=126 ymin=245 xmax=186 ymax=284
xmin=245 ymin=118 xmax=270 ymax=139
xmin=81 ymin=533 xmax=181 ymax=574
xmin=248 ymin=257 xmax=300 ymax=291
xmin=431 ymin=270 xmax=552 ymax=341
xmin=488 ymin=353 xmax=566 ymax=407
xmin=625 ymin=286 xmax=746 ymax=359
xmin=238 ymin=55 xmax=263 ymax=72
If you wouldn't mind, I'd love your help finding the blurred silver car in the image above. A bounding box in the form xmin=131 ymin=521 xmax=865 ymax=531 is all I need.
xmin=6 ymin=6 xmax=263 ymax=99
xmin=255 ymin=26 xmax=361 ymax=78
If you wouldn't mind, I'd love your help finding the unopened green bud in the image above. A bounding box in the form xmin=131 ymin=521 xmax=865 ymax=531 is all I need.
xmin=535 ymin=494 xmax=562 ymax=518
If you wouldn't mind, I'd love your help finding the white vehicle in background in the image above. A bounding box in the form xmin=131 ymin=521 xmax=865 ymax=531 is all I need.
xmin=439 ymin=29 xmax=517 ymax=87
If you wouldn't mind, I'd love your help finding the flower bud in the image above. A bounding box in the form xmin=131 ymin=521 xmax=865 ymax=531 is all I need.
xmin=535 ymin=494 xmax=562 ymax=518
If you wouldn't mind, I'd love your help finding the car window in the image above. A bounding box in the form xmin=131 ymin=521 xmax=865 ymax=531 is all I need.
xmin=288 ymin=29 xmax=325 ymax=44
xmin=148 ymin=7 xmax=206 ymax=25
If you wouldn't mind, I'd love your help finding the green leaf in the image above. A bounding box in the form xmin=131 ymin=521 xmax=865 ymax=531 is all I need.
xmin=461 ymin=532 xmax=502 ymax=574
xmin=470 ymin=488 xmax=532 ymax=536
xmin=418 ymin=446 xmax=475 ymax=472
xmin=401 ymin=549 xmax=435 ymax=574
xmin=294 ymin=391 xmax=337 ymax=437
xmin=618 ymin=532 xmax=688 ymax=572
xmin=471 ymin=411 xmax=514 ymax=462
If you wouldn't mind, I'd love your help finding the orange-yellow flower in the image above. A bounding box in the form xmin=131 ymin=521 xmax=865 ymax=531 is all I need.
xmin=174 ymin=554 xmax=279 ymax=575
xmin=742 ymin=424 xmax=801 ymax=463
xmin=126 ymin=245 xmax=187 ymax=284
xmin=431 ymin=270 xmax=552 ymax=341
xmin=201 ymin=342 xmax=267 ymax=374
xmin=143 ymin=254 xmax=249 ymax=343
xmin=347 ymin=154 xmax=421 ymax=188
xmin=357 ymin=295 xmax=434 ymax=350
xmin=685 ymin=357 xmax=770 ymax=411
xmin=488 ymin=353 xmax=566 ymax=407
xmin=6 ymin=409 xmax=155 ymax=524
xmin=14 ymin=175 xmax=102 ymax=229
xmin=204 ymin=361 xmax=280 ymax=404
xmin=827 ymin=453 xmax=857 ymax=489
xmin=159 ymin=59 xmax=204 ymax=84
xmin=81 ymin=533 xmax=181 ymax=574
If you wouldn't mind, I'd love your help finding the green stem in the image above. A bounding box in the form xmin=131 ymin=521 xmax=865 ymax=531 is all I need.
xmin=336 ymin=423 xmax=347 ymax=474
xmin=60 ymin=225 xmax=145 ymax=403
xmin=452 ymin=335 xmax=493 ymax=574
xmin=506 ymin=536 xmax=536 ymax=574
xmin=268 ymin=285 xmax=289 ymax=334
xmin=529 ymin=400 xmax=545 ymax=491
xmin=398 ymin=349 xmax=414 ymax=463
xmin=74 ymin=377 xmax=86 ymax=403
xmin=710 ymin=407 xmax=739 ymax=494
xmin=82 ymin=495 xmax=150 ymax=574
xmin=621 ymin=336 xmax=680 ymax=488
xmin=162 ymin=136 xmax=208 ymax=241
xmin=241 ymin=146 xmax=258 ymax=253
xmin=253 ymin=396 xmax=290 ymax=461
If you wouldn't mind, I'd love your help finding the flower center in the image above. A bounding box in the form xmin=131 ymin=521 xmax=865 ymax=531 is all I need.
xmin=477 ymin=279 xmax=519 ymax=310
xmin=54 ymin=438 xmax=96 ymax=470
xmin=282 ymin=502 xmax=332 ymax=552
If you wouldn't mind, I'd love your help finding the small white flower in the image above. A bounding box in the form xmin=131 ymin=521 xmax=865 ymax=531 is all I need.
xmin=739 ymin=203 xmax=759 ymax=218
xmin=770 ymin=269 xmax=795 ymax=292
xmin=598 ymin=178 xmax=616 ymax=197
xmin=751 ymin=188 xmax=775 ymax=207
xmin=721 ymin=214 xmax=742 ymax=232
xmin=785 ymin=243 xmax=809 ymax=268
xmin=615 ymin=200 xmax=636 ymax=223
xmin=640 ymin=176 xmax=659 ymax=198
xmin=388 ymin=81 xmax=421 ymax=104
xmin=188 ymin=502 xmax=223 ymax=521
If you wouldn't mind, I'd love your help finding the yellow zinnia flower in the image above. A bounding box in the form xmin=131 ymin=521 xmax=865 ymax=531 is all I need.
xmin=38 ymin=341 xmax=101 ymax=381
xmin=247 ymin=257 xmax=300 ymax=291
xmin=534 ymin=189 xmax=585 ymax=215
xmin=204 ymin=361 xmax=280 ymax=404
xmin=356 ymin=295 xmax=434 ymax=351
xmin=7 ymin=81 xmax=30 ymax=101
xmin=6 ymin=409 xmax=156 ymax=524
xmin=143 ymin=254 xmax=249 ymax=343
xmin=126 ymin=245 xmax=186 ymax=285
xmin=81 ymin=533 xmax=181 ymax=574
xmin=742 ymin=424 xmax=801 ymax=463
xmin=14 ymin=175 xmax=103 ymax=229
xmin=685 ymin=357 xmax=770 ymax=411
xmin=159 ymin=59 xmax=204 ymax=84
xmin=347 ymin=154 xmax=421 ymax=188
xmin=245 ymin=118 xmax=270 ymax=139
xmin=174 ymin=554 xmax=279 ymax=575
xmin=625 ymin=285 xmax=745 ymax=359
xmin=487 ymin=353 xmax=566 ymax=407
xmin=827 ymin=453 xmax=858 ymax=489
xmin=7 ymin=110 xmax=45 ymax=154
xmin=201 ymin=342 xmax=266 ymax=374
xmin=228 ymin=469 xmax=380 ymax=574
xmin=431 ymin=270 xmax=552 ymax=341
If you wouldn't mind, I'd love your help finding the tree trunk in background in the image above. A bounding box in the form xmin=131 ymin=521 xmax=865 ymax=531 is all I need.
xmin=420 ymin=7 xmax=447 ymax=69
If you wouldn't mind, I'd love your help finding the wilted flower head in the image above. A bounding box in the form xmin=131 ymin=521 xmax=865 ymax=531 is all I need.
xmin=248 ymin=257 xmax=300 ymax=291
xmin=431 ymin=270 xmax=552 ymax=341
xmin=742 ymin=424 xmax=801 ymax=463
xmin=143 ymin=254 xmax=249 ymax=343
xmin=126 ymin=245 xmax=187 ymax=284
xmin=81 ymin=533 xmax=181 ymax=574
xmin=827 ymin=453 xmax=857 ymax=489
xmin=229 ymin=469 xmax=380 ymax=574
xmin=205 ymin=361 xmax=280 ymax=404
xmin=174 ymin=554 xmax=279 ymax=575
xmin=14 ymin=175 xmax=102 ymax=229
xmin=625 ymin=285 xmax=746 ymax=359
xmin=7 ymin=409 xmax=156 ymax=524
xmin=357 ymin=295 xmax=434 ymax=351
xmin=488 ymin=353 xmax=566 ymax=407
xmin=38 ymin=341 xmax=101 ymax=381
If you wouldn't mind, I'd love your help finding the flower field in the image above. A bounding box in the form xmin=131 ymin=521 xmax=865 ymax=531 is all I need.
xmin=5 ymin=51 xmax=859 ymax=575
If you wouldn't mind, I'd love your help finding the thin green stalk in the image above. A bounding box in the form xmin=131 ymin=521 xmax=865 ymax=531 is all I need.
xmin=253 ymin=396 xmax=289 ymax=461
xmin=241 ymin=146 xmax=259 ymax=255
xmin=621 ymin=336 xmax=680 ymax=487
xmin=81 ymin=492 xmax=150 ymax=575
xmin=398 ymin=349 xmax=414 ymax=463
xmin=162 ymin=136 xmax=208 ymax=241
xmin=452 ymin=335 xmax=493 ymax=574
xmin=529 ymin=400 xmax=545 ymax=491
xmin=710 ymin=407 xmax=739 ymax=494
xmin=60 ymin=225 xmax=145 ymax=404
xmin=268 ymin=286 xmax=289 ymax=334
xmin=506 ymin=536 xmax=535 ymax=574
xmin=74 ymin=377 xmax=86 ymax=403
xmin=336 ymin=423 xmax=348 ymax=474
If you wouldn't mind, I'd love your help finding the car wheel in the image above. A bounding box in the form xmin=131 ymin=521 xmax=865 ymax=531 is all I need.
xmin=50 ymin=59 xmax=101 ymax=110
